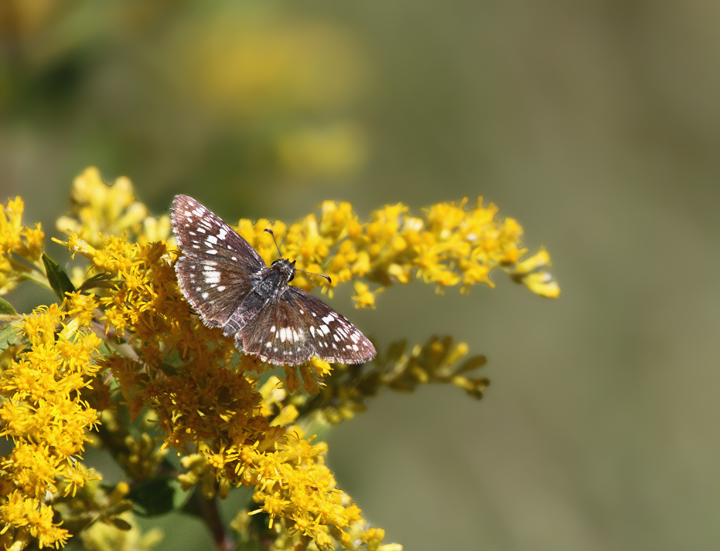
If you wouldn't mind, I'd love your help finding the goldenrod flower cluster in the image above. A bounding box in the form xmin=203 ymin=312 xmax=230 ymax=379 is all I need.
xmin=0 ymin=198 xmax=46 ymax=294
xmin=0 ymin=296 xmax=101 ymax=548
xmin=56 ymin=167 xmax=174 ymax=249
xmin=235 ymin=198 xmax=559 ymax=306
xmin=0 ymin=168 xmax=559 ymax=550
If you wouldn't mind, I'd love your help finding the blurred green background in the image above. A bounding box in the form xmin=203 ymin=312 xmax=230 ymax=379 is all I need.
xmin=2 ymin=1 xmax=719 ymax=550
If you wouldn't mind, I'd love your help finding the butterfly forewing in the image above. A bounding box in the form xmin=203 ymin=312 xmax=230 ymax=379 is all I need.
xmin=171 ymin=195 xmax=265 ymax=270
xmin=174 ymin=256 xmax=255 ymax=328
xmin=171 ymin=195 xmax=266 ymax=327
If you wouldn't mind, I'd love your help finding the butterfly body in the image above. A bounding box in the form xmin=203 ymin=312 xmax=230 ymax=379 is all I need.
xmin=171 ymin=195 xmax=376 ymax=365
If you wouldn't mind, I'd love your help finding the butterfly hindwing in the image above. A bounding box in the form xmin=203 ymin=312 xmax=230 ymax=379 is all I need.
xmin=237 ymin=286 xmax=375 ymax=365
xmin=236 ymin=293 xmax=315 ymax=365
xmin=284 ymin=286 xmax=377 ymax=364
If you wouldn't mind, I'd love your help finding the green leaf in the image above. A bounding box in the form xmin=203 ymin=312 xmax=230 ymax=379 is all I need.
xmin=128 ymin=477 xmax=192 ymax=517
xmin=0 ymin=323 xmax=19 ymax=353
xmin=42 ymin=253 xmax=76 ymax=301
xmin=0 ymin=297 xmax=16 ymax=316
xmin=77 ymin=272 xmax=116 ymax=293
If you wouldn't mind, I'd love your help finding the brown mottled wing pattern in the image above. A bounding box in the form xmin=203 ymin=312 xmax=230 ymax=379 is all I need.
xmin=238 ymin=286 xmax=376 ymax=365
xmin=171 ymin=194 xmax=265 ymax=329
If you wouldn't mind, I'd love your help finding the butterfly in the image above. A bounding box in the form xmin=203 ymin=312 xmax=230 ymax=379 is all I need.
xmin=170 ymin=194 xmax=376 ymax=365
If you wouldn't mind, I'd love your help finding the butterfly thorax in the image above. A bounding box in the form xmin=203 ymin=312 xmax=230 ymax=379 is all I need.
xmin=254 ymin=259 xmax=296 ymax=299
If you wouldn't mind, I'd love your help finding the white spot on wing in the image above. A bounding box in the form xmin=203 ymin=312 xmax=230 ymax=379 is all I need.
xmin=206 ymin=249 xmax=217 ymax=254
xmin=204 ymin=272 xmax=221 ymax=284
xmin=202 ymin=292 xmax=209 ymax=299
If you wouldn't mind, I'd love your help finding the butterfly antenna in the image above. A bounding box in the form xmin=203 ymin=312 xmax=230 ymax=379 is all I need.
xmin=265 ymin=228 xmax=332 ymax=284
xmin=295 ymin=267 xmax=332 ymax=284
xmin=264 ymin=228 xmax=283 ymax=258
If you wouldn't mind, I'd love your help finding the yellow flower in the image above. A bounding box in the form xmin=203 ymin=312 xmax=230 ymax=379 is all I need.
xmin=223 ymin=195 xmax=558 ymax=303
xmin=0 ymin=492 xmax=69 ymax=548
xmin=0 ymin=197 xmax=46 ymax=294
xmin=506 ymin=248 xmax=560 ymax=298
xmin=0 ymin=295 xmax=102 ymax=548
xmin=352 ymin=281 xmax=380 ymax=309
xmin=56 ymin=167 xmax=173 ymax=248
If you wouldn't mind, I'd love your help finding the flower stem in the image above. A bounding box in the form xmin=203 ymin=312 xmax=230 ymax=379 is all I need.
xmin=186 ymin=490 xmax=235 ymax=551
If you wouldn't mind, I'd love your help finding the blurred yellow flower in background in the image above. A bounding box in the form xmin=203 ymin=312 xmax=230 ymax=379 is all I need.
xmin=0 ymin=0 xmax=370 ymax=217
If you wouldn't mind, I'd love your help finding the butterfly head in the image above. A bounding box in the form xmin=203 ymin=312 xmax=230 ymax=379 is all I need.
xmin=265 ymin=229 xmax=332 ymax=285
xmin=271 ymin=258 xmax=296 ymax=283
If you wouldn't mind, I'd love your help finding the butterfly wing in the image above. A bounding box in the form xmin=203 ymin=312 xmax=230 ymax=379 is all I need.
xmin=171 ymin=194 xmax=266 ymax=328
xmin=237 ymin=286 xmax=376 ymax=365
xmin=285 ymin=287 xmax=376 ymax=364
xmin=235 ymin=291 xmax=315 ymax=365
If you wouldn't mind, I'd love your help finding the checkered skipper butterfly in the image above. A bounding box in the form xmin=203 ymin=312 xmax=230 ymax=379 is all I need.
xmin=171 ymin=195 xmax=376 ymax=365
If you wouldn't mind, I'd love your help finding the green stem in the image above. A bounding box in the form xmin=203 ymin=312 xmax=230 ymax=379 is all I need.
xmin=19 ymin=269 xmax=53 ymax=291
